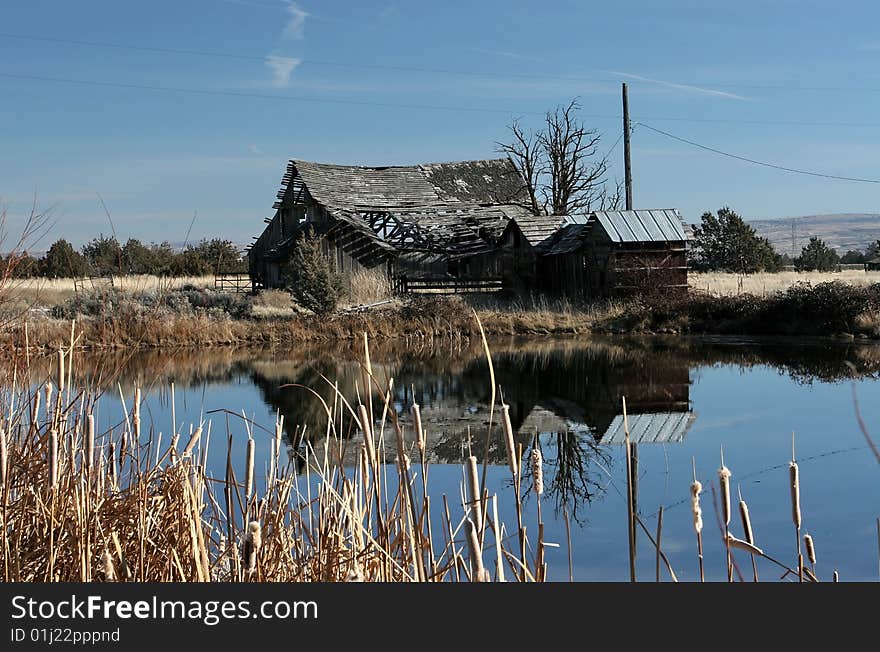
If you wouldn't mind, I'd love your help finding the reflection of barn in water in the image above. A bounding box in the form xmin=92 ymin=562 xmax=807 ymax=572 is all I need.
xmin=245 ymin=339 xmax=695 ymax=466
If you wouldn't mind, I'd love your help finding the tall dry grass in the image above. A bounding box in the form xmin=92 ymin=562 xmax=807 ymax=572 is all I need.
xmin=691 ymin=270 xmax=880 ymax=297
xmin=0 ymin=321 xmax=542 ymax=582
xmin=7 ymin=275 xmax=215 ymax=309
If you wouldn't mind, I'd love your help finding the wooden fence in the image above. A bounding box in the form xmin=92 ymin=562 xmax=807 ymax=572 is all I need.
xmin=392 ymin=276 xmax=504 ymax=294
xmin=214 ymin=274 xmax=256 ymax=293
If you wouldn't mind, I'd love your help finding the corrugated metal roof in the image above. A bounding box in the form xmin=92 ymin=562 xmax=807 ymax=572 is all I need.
xmin=578 ymin=209 xmax=688 ymax=243
xmin=599 ymin=411 xmax=695 ymax=445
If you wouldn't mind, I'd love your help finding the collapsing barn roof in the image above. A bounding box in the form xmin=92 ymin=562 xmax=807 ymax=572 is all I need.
xmin=270 ymin=158 xmax=533 ymax=262
xmin=274 ymin=158 xmax=528 ymax=212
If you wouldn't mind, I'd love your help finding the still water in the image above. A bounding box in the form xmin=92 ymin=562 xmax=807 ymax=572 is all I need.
xmin=76 ymin=335 xmax=879 ymax=581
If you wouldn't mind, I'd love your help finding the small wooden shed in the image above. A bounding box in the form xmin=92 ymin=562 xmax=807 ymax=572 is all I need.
xmin=536 ymin=209 xmax=690 ymax=298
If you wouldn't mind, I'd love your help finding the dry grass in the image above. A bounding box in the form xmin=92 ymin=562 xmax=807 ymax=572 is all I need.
xmin=0 ymin=325 xmax=541 ymax=582
xmin=251 ymin=289 xmax=297 ymax=319
xmin=345 ymin=269 xmax=394 ymax=306
xmin=691 ymin=271 xmax=880 ymax=297
xmin=5 ymin=275 xmax=215 ymax=311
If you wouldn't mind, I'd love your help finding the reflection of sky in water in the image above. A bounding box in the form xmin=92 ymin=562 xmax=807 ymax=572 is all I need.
xmin=83 ymin=338 xmax=879 ymax=581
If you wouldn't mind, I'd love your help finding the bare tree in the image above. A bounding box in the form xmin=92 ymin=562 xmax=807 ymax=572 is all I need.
xmin=497 ymin=98 xmax=621 ymax=216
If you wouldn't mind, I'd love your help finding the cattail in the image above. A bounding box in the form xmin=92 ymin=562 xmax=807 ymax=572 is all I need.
xmin=690 ymin=480 xmax=703 ymax=534
xmin=182 ymin=426 xmax=203 ymax=458
xmin=133 ymin=387 xmax=141 ymax=440
xmin=49 ymin=428 xmax=58 ymax=489
xmin=86 ymin=414 xmax=95 ymax=474
xmin=465 ymin=518 xmax=488 ymax=582
xmin=102 ymin=549 xmax=116 ymax=582
xmin=402 ymin=453 xmax=411 ymax=472
xmin=32 ymin=390 xmax=40 ymax=426
xmin=739 ymin=494 xmax=755 ymax=544
xmin=465 ymin=456 xmax=482 ymax=532
xmin=274 ymin=415 xmax=283 ymax=465
xmin=243 ymin=521 xmax=261 ymax=575
xmin=500 ymin=404 xmax=518 ymax=477
xmin=411 ymin=402 xmax=425 ymax=454
xmin=804 ymin=533 xmax=816 ymax=566
xmin=358 ymin=404 xmax=376 ymax=469
xmin=57 ymin=348 xmax=65 ymax=394
xmin=726 ymin=534 xmax=764 ymax=557
xmin=789 ymin=461 xmax=801 ymax=530
xmin=531 ymin=446 xmax=544 ymax=496
xmin=244 ymin=437 xmax=255 ymax=504
xmin=0 ymin=428 xmax=7 ymax=487
xmin=718 ymin=464 xmax=731 ymax=526
xmin=108 ymin=442 xmax=117 ymax=487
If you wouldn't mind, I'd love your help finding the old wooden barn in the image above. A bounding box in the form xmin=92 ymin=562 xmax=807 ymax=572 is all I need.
xmin=247 ymin=158 xmax=534 ymax=292
xmin=248 ymin=158 xmax=691 ymax=298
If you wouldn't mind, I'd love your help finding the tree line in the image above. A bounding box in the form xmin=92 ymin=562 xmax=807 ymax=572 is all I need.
xmin=690 ymin=207 xmax=879 ymax=273
xmin=2 ymin=235 xmax=247 ymax=279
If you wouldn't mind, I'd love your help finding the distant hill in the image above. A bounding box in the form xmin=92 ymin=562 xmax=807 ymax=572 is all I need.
xmin=747 ymin=213 xmax=880 ymax=256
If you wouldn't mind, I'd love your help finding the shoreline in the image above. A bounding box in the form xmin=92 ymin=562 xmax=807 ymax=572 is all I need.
xmin=3 ymin=287 xmax=880 ymax=351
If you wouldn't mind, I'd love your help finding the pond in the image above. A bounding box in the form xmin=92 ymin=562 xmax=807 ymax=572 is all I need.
xmin=42 ymin=335 xmax=880 ymax=581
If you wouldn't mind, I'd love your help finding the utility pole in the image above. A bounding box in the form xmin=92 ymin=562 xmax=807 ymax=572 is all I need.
xmin=622 ymin=82 xmax=638 ymax=581
xmin=623 ymin=82 xmax=633 ymax=210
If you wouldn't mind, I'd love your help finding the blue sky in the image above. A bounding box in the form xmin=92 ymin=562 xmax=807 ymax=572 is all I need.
xmin=1 ymin=0 xmax=878 ymax=248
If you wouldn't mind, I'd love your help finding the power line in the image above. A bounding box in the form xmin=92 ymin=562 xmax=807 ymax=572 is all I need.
xmin=637 ymin=122 xmax=880 ymax=184
xmin=3 ymin=31 xmax=880 ymax=93
xmin=5 ymin=71 xmax=880 ymax=130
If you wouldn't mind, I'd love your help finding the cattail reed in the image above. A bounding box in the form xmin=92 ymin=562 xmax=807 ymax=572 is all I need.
xmin=500 ymin=403 xmax=518 ymax=477
xmin=132 ymin=387 xmax=141 ymax=440
xmin=465 ymin=518 xmax=488 ymax=582
xmin=86 ymin=413 xmax=95 ymax=475
xmin=804 ymin=533 xmax=816 ymax=567
xmin=45 ymin=382 xmax=53 ymax=423
xmin=790 ymin=453 xmax=803 ymax=581
xmin=244 ymin=437 xmax=255 ymax=505
xmin=718 ymin=465 xmax=731 ymax=526
xmin=531 ymin=445 xmax=544 ymax=496
xmin=48 ymin=429 xmax=58 ymax=489
xmin=182 ymin=426 xmax=203 ymax=458
xmin=411 ymin=402 xmax=425 ymax=455
xmin=244 ymin=521 xmax=261 ymax=576
xmin=358 ymin=404 xmax=376 ymax=469
xmin=726 ymin=534 xmax=763 ymax=557
xmin=107 ymin=442 xmax=117 ymax=487
xmin=718 ymin=451 xmax=733 ymax=581
xmin=0 ymin=427 xmax=7 ymax=487
xmin=738 ymin=487 xmax=758 ymax=582
xmin=102 ymin=550 xmax=116 ymax=582
xmin=57 ymin=348 xmax=65 ymax=394
xmin=790 ymin=461 xmax=802 ymax=531
xmin=465 ymin=455 xmax=482 ymax=533
xmin=690 ymin=480 xmax=703 ymax=534
xmin=690 ymin=457 xmax=704 ymax=582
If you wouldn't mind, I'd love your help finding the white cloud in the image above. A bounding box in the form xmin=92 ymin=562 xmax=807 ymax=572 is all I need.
xmin=283 ymin=2 xmax=308 ymax=39
xmin=248 ymin=144 xmax=261 ymax=154
xmin=264 ymin=55 xmax=301 ymax=87
xmin=608 ymin=71 xmax=749 ymax=101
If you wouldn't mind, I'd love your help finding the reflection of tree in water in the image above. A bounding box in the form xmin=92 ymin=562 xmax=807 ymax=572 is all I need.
xmin=520 ymin=432 xmax=612 ymax=525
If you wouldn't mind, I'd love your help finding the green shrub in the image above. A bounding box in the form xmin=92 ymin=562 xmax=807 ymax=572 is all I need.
xmin=282 ymin=233 xmax=343 ymax=316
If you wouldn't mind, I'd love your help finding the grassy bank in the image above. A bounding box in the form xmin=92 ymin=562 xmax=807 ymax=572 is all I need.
xmin=2 ymin=277 xmax=880 ymax=351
